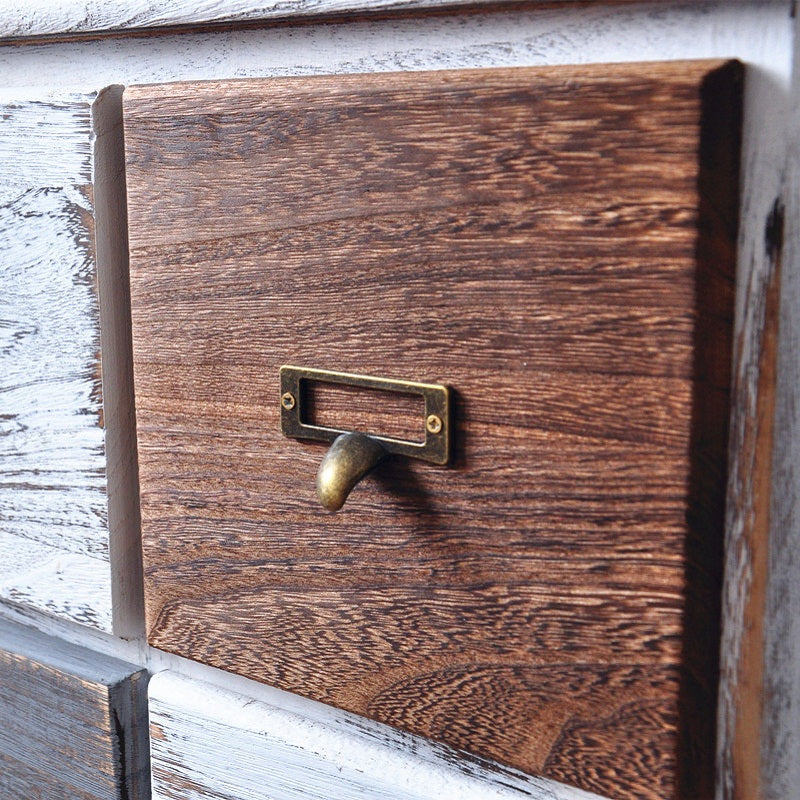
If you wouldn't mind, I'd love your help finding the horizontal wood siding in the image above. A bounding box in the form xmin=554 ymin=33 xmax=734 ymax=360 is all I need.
xmin=0 ymin=0 xmax=677 ymax=41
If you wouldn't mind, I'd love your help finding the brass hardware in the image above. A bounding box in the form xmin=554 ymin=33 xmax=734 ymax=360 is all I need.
xmin=426 ymin=414 xmax=443 ymax=434
xmin=316 ymin=432 xmax=387 ymax=511
xmin=281 ymin=392 xmax=296 ymax=411
xmin=280 ymin=365 xmax=451 ymax=510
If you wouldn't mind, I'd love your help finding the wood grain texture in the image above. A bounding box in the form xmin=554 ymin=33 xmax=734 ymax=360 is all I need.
xmin=0 ymin=93 xmax=113 ymax=630
xmin=0 ymin=615 xmax=150 ymax=799
xmin=0 ymin=6 xmax=792 ymax=800
xmin=0 ymin=0 xmax=691 ymax=42
xmin=126 ymin=60 xmax=742 ymax=799
xmin=149 ymin=669 xmax=601 ymax=800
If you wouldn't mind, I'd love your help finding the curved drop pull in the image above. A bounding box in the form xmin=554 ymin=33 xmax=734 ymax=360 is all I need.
xmin=280 ymin=366 xmax=451 ymax=511
xmin=316 ymin=432 xmax=387 ymax=511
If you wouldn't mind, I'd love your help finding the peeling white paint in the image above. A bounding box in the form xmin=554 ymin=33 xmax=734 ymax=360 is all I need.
xmin=0 ymin=0 xmax=514 ymax=40
xmin=0 ymin=94 xmax=111 ymax=631
xmin=0 ymin=545 xmax=112 ymax=630
xmin=760 ymin=9 xmax=800 ymax=800
xmin=0 ymin=3 xmax=792 ymax=97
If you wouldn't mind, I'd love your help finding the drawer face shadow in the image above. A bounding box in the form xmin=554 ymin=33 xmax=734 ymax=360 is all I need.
xmin=124 ymin=60 xmax=742 ymax=800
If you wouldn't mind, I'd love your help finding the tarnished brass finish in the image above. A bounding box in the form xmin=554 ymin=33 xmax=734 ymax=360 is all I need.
xmin=426 ymin=414 xmax=443 ymax=434
xmin=279 ymin=365 xmax=451 ymax=510
xmin=280 ymin=392 xmax=296 ymax=411
xmin=279 ymin=365 xmax=450 ymax=464
xmin=316 ymin=432 xmax=387 ymax=511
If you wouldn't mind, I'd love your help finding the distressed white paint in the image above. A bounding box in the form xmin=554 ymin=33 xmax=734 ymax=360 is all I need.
xmin=714 ymin=68 xmax=787 ymax=800
xmin=0 ymin=614 xmax=150 ymax=800
xmin=0 ymin=93 xmax=112 ymax=631
xmin=760 ymin=9 xmax=800 ymax=800
xmin=0 ymin=88 xmax=143 ymax=636
xmin=0 ymin=602 xmax=602 ymax=800
xmin=0 ymin=0 xmax=518 ymax=39
xmin=148 ymin=671 xmax=600 ymax=800
xmin=0 ymin=2 xmax=791 ymax=97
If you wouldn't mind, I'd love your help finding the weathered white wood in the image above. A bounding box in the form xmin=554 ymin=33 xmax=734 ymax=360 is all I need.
xmin=0 ymin=93 xmax=113 ymax=631
xmin=759 ymin=9 xmax=800 ymax=800
xmin=714 ymin=12 xmax=800 ymax=800
xmin=0 ymin=89 xmax=143 ymax=637
xmin=149 ymin=670 xmax=601 ymax=800
xmin=0 ymin=2 xmax=791 ymax=96
xmin=0 ymin=615 xmax=150 ymax=799
xmin=0 ymin=0 xmax=582 ymax=40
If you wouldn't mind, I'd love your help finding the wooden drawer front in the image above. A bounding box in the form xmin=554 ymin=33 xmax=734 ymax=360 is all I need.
xmin=125 ymin=60 xmax=741 ymax=800
xmin=0 ymin=617 xmax=149 ymax=799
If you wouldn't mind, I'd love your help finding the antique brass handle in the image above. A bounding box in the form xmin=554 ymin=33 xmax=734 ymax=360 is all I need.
xmin=280 ymin=366 xmax=451 ymax=511
xmin=316 ymin=432 xmax=387 ymax=511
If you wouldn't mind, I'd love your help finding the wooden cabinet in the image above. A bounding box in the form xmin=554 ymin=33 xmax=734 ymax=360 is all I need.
xmin=124 ymin=59 xmax=741 ymax=799
xmin=1 ymin=0 xmax=798 ymax=798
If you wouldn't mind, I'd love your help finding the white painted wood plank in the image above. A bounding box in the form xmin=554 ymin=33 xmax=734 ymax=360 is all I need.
xmin=149 ymin=670 xmax=602 ymax=800
xmin=760 ymin=9 xmax=800 ymax=800
xmin=0 ymin=88 xmax=142 ymax=637
xmin=0 ymin=0 xmax=534 ymax=40
xmin=0 ymin=2 xmax=790 ymax=98
xmin=0 ymin=93 xmax=113 ymax=631
xmin=713 ymin=10 xmax=800 ymax=800
xmin=0 ymin=615 xmax=150 ymax=800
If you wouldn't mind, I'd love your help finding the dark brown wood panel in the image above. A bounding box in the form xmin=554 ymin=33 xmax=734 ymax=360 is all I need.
xmin=124 ymin=60 xmax=742 ymax=799
xmin=0 ymin=617 xmax=150 ymax=800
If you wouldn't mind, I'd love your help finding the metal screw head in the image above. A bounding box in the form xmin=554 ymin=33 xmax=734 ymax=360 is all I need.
xmin=281 ymin=392 xmax=296 ymax=411
xmin=426 ymin=414 xmax=443 ymax=434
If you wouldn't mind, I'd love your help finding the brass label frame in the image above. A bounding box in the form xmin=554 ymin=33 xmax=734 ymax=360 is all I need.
xmin=279 ymin=365 xmax=450 ymax=465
